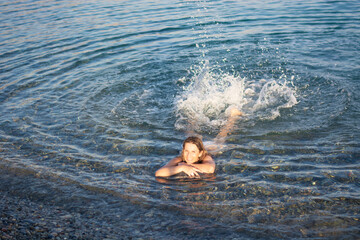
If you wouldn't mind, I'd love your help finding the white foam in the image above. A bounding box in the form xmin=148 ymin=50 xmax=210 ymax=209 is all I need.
xmin=175 ymin=61 xmax=297 ymax=132
xmin=252 ymin=79 xmax=298 ymax=120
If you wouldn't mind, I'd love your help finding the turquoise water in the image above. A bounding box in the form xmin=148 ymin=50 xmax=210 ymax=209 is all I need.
xmin=1 ymin=0 xmax=359 ymax=238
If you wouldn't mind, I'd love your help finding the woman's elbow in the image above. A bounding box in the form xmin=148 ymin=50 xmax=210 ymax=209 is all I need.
xmin=155 ymin=168 xmax=169 ymax=177
xmin=155 ymin=170 xmax=162 ymax=177
xmin=203 ymin=164 xmax=215 ymax=174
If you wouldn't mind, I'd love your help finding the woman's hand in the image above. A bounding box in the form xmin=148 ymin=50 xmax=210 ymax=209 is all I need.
xmin=178 ymin=163 xmax=203 ymax=178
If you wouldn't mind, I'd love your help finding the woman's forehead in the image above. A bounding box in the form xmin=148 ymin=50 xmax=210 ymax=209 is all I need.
xmin=184 ymin=142 xmax=199 ymax=151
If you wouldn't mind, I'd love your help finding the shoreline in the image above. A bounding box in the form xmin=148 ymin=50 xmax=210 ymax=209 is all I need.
xmin=0 ymin=169 xmax=129 ymax=240
xmin=1 ymin=192 xmax=118 ymax=240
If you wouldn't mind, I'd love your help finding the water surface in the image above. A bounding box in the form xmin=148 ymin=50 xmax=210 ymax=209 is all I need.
xmin=0 ymin=0 xmax=359 ymax=238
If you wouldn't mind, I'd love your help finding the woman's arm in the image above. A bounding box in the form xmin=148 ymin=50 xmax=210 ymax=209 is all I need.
xmin=155 ymin=157 xmax=204 ymax=178
xmin=185 ymin=155 xmax=215 ymax=174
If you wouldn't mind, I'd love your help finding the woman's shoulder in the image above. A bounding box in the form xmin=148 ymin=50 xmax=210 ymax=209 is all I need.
xmin=203 ymin=154 xmax=214 ymax=162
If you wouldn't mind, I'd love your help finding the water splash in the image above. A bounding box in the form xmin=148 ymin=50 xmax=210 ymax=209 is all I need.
xmin=252 ymin=78 xmax=298 ymax=120
xmin=174 ymin=61 xmax=297 ymax=132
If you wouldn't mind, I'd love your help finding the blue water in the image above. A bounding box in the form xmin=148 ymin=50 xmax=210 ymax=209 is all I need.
xmin=1 ymin=0 xmax=359 ymax=238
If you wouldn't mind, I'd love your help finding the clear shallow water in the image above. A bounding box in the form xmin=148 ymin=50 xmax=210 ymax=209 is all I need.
xmin=0 ymin=0 xmax=359 ymax=238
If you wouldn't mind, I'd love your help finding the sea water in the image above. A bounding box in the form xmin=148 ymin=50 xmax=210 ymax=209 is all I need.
xmin=0 ymin=0 xmax=359 ymax=238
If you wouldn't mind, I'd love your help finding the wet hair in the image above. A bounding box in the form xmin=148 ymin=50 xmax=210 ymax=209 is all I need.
xmin=181 ymin=136 xmax=209 ymax=163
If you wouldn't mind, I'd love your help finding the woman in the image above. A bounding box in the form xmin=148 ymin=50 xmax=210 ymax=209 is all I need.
xmin=155 ymin=136 xmax=215 ymax=178
xmin=155 ymin=108 xmax=243 ymax=178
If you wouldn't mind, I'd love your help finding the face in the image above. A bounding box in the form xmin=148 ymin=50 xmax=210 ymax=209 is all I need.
xmin=183 ymin=143 xmax=203 ymax=164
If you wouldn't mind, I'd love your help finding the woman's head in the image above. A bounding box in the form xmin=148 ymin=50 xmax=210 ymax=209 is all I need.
xmin=181 ymin=136 xmax=208 ymax=164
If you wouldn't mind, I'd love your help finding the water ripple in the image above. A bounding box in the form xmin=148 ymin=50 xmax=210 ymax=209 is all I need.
xmin=0 ymin=0 xmax=359 ymax=238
